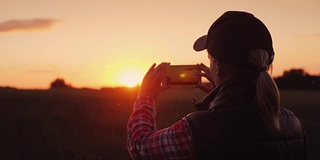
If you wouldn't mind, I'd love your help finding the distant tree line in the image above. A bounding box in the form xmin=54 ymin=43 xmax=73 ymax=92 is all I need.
xmin=274 ymin=69 xmax=320 ymax=90
xmin=3 ymin=69 xmax=319 ymax=90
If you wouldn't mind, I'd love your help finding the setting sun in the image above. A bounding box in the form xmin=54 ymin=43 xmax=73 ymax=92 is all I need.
xmin=119 ymin=71 xmax=143 ymax=87
xmin=105 ymin=59 xmax=150 ymax=88
xmin=113 ymin=65 xmax=146 ymax=87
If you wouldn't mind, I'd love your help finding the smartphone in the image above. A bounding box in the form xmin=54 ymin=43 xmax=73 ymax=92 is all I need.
xmin=165 ymin=65 xmax=200 ymax=86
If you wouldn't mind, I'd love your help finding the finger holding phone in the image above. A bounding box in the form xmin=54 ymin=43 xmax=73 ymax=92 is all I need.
xmin=138 ymin=62 xmax=171 ymax=99
xmin=195 ymin=63 xmax=216 ymax=93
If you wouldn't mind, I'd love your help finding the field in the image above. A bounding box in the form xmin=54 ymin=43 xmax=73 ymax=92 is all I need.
xmin=0 ymin=87 xmax=319 ymax=160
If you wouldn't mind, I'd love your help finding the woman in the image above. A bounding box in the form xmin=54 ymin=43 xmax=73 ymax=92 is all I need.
xmin=127 ymin=11 xmax=307 ymax=160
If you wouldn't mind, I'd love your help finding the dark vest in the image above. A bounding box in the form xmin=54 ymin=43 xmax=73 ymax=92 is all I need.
xmin=185 ymin=81 xmax=307 ymax=160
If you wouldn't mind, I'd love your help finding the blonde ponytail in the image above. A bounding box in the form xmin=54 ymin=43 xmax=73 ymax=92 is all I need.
xmin=247 ymin=49 xmax=280 ymax=133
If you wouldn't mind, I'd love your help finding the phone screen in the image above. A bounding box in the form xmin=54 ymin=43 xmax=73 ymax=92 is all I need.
xmin=166 ymin=65 xmax=200 ymax=85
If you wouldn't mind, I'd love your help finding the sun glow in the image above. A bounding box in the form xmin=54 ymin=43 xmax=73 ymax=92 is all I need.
xmin=105 ymin=59 xmax=151 ymax=88
xmin=119 ymin=71 xmax=143 ymax=87
xmin=114 ymin=66 xmax=145 ymax=88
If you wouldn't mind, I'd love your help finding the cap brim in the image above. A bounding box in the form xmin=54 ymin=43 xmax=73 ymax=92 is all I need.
xmin=193 ymin=35 xmax=207 ymax=51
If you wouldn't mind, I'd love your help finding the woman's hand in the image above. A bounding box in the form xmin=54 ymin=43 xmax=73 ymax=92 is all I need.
xmin=195 ymin=63 xmax=216 ymax=93
xmin=138 ymin=63 xmax=171 ymax=99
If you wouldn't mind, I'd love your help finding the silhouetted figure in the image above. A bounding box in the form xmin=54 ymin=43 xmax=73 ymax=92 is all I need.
xmin=127 ymin=11 xmax=307 ymax=159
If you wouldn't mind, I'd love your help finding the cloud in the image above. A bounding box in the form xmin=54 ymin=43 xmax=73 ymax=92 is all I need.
xmin=0 ymin=18 xmax=60 ymax=33
xmin=27 ymin=69 xmax=56 ymax=74
xmin=311 ymin=33 xmax=320 ymax=38
xmin=296 ymin=33 xmax=320 ymax=39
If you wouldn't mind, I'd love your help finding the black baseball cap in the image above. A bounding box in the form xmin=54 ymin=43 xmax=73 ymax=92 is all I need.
xmin=193 ymin=11 xmax=274 ymax=67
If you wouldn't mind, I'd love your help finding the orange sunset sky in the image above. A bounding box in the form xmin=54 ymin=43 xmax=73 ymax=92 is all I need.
xmin=1 ymin=0 xmax=320 ymax=89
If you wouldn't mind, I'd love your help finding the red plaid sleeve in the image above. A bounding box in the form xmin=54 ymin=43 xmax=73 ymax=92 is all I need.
xmin=127 ymin=96 xmax=195 ymax=159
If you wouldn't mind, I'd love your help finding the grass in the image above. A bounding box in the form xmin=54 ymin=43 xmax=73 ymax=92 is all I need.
xmin=0 ymin=87 xmax=319 ymax=160
xmin=280 ymin=90 xmax=320 ymax=160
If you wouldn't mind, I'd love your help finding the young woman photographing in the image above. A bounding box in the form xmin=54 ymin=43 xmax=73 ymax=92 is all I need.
xmin=127 ymin=11 xmax=307 ymax=160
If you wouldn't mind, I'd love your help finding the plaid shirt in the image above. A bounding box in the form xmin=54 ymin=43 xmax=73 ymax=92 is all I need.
xmin=127 ymin=96 xmax=195 ymax=159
